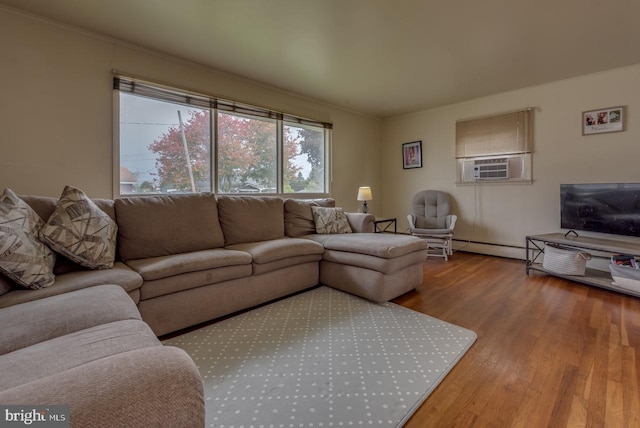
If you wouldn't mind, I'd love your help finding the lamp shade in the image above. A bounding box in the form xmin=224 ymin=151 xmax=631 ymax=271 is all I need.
xmin=357 ymin=186 xmax=373 ymax=201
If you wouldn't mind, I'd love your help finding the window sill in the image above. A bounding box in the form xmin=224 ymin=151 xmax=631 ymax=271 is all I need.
xmin=455 ymin=179 xmax=533 ymax=186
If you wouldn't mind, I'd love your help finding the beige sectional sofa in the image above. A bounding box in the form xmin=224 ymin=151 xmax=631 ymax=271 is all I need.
xmin=1 ymin=193 xmax=428 ymax=336
xmin=0 ymin=192 xmax=427 ymax=426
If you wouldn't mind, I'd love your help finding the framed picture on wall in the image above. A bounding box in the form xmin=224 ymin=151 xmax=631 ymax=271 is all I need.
xmin=402 ymin=141 xmax=422 ymax=169
xmin=582 ymin=106 xmax=624 ymax=135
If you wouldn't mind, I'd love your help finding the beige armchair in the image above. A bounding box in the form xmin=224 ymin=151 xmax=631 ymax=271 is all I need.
xmin=407 ymin=190 xmax=457 ymax=261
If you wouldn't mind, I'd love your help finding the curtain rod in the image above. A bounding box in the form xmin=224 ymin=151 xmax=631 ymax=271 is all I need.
xmin=456 ymin=107 xmax=534 ymax=123
xmin=112 ymin=69 xmax=333 ymax=128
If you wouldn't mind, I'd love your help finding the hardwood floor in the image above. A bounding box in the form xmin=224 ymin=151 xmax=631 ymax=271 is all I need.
xmin=394 ymin=251 xmax=640 ymax=428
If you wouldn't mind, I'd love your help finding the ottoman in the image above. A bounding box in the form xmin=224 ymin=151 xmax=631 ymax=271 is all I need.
xmin=306 ymin=233 xmax=428 ymax=302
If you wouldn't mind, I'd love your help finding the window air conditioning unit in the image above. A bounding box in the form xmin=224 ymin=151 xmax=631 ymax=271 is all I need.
xmin=458 ymin=154 xmax=529 ymax=183
xmin=473 ymin=158 xmax=509 ymax=180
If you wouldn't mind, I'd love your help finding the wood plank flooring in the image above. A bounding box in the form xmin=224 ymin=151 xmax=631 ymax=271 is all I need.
xmin=394 ymin=251 xmax=640 ymax=427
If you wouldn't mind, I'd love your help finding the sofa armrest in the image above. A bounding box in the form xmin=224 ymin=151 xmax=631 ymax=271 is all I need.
xmin=0 ymin=346 xmax=204 ymax=428
xmin=346 ymin=213 xmax=375 ymax=233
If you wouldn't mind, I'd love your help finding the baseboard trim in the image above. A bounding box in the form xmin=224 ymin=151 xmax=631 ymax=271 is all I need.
xmin=452 ymin=240 xmax=526 ymax=260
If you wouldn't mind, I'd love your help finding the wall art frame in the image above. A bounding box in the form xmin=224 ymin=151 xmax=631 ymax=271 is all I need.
xmin=582 ymin=106 xmax=624 ymax=135
xmin=402 ymin=141 xmax=422 ymax=169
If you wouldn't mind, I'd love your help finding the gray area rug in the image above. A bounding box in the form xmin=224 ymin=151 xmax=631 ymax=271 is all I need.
xmin=164 ymin=286 xmax=477 ymax=427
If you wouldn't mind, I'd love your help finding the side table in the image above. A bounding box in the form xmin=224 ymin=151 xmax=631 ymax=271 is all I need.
xmin=374 ymin=218 xmax=397 ymax=234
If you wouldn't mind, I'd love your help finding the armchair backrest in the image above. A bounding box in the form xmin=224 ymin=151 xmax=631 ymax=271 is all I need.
xmin=411 ymin=190 xmax=451 ymax=229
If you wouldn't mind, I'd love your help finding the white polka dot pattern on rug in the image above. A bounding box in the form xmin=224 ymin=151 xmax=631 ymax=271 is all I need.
xmin=163 ymin=286 xmax=476 ymax=427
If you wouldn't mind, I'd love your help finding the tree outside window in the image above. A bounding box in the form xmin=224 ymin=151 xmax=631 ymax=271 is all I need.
xmin=119 ymin=91 xmax=327 ymax=195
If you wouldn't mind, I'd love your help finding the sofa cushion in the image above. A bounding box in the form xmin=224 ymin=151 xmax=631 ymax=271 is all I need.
xmin=284 ymin=198 xmax=335 ymax=237
xmin=115 ymin=193 xmax=225 ymax=261
xmin=125 ymin=249 xmax=252 ymax=281
xmin=306 ymin=233 xmax=428 ymax=259
xmin=20 ymin=195 xmax=116 ymax=223
xmin=227 ymin=238 xmax=324 ymax=275
xmin=0 ymin=347 xmax=205 ymax=428
xmin=0 ymin=189 xmax=56 ymax=289
xmin=0 ymin=262 xmax=143 ymax=309
xmin=312 ymin=206 xmax=352 ymax=234
xmin=0 ymin=319 xmax=160 ymax=392
xmin=0 ymin=284 xmax=141 ymax=356
xmin=226 ymin=238 xmax=324 ymax=264
xmin=322 ymin=248 xmax=427 ymax=274
xmin=40 ymin=186 xmax=117 ymax=270
xmin=217 ymin=196 xmax=284 ymax=245
xmin=139 ymin=265 xmax=253 ymax=300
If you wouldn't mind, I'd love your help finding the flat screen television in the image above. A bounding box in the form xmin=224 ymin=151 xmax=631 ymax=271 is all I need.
xmin=561 ymin=183 xmax=640 ymax=237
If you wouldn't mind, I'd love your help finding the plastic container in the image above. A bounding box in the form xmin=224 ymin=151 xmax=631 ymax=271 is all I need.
xmin=609 ymin=263 xmax=640 ymax=293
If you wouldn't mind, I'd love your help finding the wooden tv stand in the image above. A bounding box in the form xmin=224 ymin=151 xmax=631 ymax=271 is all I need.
xmin=526 ymin=232 xmax=640 ymax=297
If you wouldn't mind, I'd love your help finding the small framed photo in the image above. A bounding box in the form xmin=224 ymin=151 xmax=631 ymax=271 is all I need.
xmin=402 ymin=141 xmax=422 ymax=169
xmin=582 ymin=106 xmax=624 ymax=135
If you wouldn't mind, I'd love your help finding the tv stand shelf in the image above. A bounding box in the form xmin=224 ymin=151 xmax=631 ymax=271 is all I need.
xmin=526 ymin=233 xmax=640 ymax=297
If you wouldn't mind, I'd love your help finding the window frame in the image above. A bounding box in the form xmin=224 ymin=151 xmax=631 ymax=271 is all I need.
xmin=113 ymin=75 xmax=331 ymax=198
xmin=455 ymin=108 xmax=533 ymax=185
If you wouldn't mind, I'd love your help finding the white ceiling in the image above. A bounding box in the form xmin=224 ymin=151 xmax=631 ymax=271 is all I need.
xmin=3 ymin=0 xmax=640 ymax=118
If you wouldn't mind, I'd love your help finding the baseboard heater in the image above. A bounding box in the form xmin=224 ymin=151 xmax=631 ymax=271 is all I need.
xmin=452 ymin=238 xmax=523 ymax=250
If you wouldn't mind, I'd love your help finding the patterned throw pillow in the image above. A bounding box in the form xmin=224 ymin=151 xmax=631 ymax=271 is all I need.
xmin=40 ymin=186 xmax=117 ymax=270
xmin=0 ymin=189 xmax=56 ymax=289
xmin=311 ymin=206 xmax=352 ymax=234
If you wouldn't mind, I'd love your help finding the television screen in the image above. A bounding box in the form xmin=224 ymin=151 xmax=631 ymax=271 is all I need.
xmin=561 ymin=183 xmax=640 ymax=237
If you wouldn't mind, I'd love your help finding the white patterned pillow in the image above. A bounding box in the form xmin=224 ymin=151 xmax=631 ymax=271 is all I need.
xmin=0 ymin=189 xmax=56 ymax=289
xmin=40 ymin=186 xmax=117 ymax=270
xmin=311 ymin=206 xmax=352 ymax=234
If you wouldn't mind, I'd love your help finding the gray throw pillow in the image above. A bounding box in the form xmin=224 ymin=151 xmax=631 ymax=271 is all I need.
xmin=40 ymin=186 xmax=117 ymax=270
xmin=311 ymin=206 xmax=352 ymax=234
xmin=0 ymin=188 xmax=56 ymax=289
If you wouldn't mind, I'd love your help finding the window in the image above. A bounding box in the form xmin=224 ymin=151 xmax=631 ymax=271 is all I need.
xmin=217 ymin=112 xmax=277 ymax=193
xmin=118 ymin=93 xmax=212 ymax=194
xmin=455 ymin=109 xmax=532 ymax=183
xmin=283 ymin=123 xmax=326 ymax=193
xmin=114 ymin=76 xmax=331 ymax=196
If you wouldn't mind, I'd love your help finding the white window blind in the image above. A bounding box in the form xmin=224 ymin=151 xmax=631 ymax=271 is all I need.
xmin=456 ymin=109 xmax=532 ymax=159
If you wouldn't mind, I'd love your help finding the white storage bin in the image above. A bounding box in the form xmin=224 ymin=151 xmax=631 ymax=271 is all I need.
xmin=543 ymin=244 xmax=591 ymax=276
xmin=609 ymin=263 xmax=640 ymax=293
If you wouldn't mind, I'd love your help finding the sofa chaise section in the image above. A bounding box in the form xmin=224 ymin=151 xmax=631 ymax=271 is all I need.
xmin=283 ymin=198 xmax=428 ymax=302
xmin=308 ymin=233 xmax=428 ymax=302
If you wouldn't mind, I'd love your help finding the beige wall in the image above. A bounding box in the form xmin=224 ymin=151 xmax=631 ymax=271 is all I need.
xmin=0 ymin=8 xmax=382 ymax=213
xmin=382 ymin=65 xmax=640 ymax=258
xmin=4 ymin=7 xmax=640 ymax=257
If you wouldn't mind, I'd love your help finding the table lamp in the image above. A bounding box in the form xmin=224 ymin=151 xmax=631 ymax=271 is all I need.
xmin=357 ymin=186 xmax=373 ymax=213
